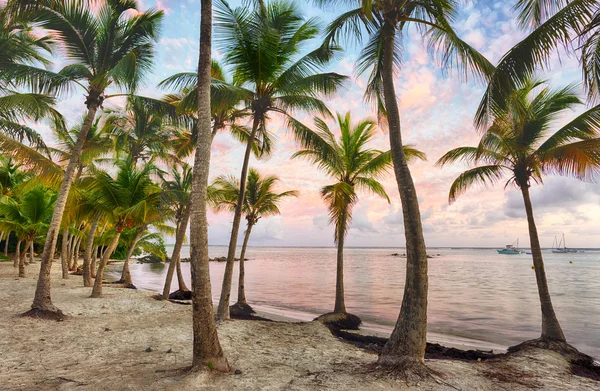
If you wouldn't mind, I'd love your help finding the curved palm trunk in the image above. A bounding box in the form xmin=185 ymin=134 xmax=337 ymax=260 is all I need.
xmin=176 ymin=253 xmax=190 ymax=291
xmin=30 ymin=243 xmax=34 ymax=264
xmin=236 ymin=223 xmax=253 ymax=305
xmin=91 ymin=246 xmax=98 ymax=278
xmin=91 ymin=231 xmax=122 ymax=298
xmin=216 ymin=115 xmax=260 ymax=321
xmin=189 ymin=0 xmax=228 ymax=371
xmin=66 ymin=234 xmax=74 ymax=270
xmin=71 ymin=238 xmax=81 ymax=272
xmin=30 ymin=102 xmax=99 ymax=315
xmin=378 ymin=20 xmax=429 ymax=366
xmin=61 ymin=229 xmax=69 ymax=278
xmin=120 ymin=227 xmax=144 ymax=286
xmin=334 ymin=215 xmax=347 ymax=314
xmin=4 ymin=231 xmax=10 ymax=256
xmin=521 ymin=185 xmax=566 ymax=342
xmin=14 ymin=239 xmax=21 ymax=268
xmin=83 ymin=216 xmax=101 ymax=287
xmin=19 ymin=240 xmax=32 ymax=278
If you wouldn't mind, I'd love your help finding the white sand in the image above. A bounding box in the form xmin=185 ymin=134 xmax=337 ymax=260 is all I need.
xmin=0 ymin=260 xmax=598 ymax=390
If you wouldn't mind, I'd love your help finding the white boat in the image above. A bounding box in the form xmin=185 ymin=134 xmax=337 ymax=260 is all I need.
xmin=497 ymin=239 xmax=524 ymax=255
xmin=552 ymin=234 xmax=578 ymax=253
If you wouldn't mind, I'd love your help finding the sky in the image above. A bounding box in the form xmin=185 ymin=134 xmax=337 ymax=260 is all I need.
xmin=25 ymin=0 xmax=600 ymax=248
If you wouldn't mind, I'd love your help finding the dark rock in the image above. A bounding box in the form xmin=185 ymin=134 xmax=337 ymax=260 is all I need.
xmin=315 ymin=312 xmax=362 ymax=330
xmin=234 ymin=370 xmax=242 ymax=375
xmin=209 ymin=256 xmax=248 ymax=262
xmin=124 ymin=284 xmax=137 ymax=290
xmin=145 ymin=347 xmax=152 ymax=353
xmin=166 ymin=348 xmax=172 ymax=353
xmin=136 ymin=254 xmax=163 ymax=264
xmin=168 ymin=289 xmax=192 ymax=300
xmin=104 ymin=328 xmax=111 ymax=332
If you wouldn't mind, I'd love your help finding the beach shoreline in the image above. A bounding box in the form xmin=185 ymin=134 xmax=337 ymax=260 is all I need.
xmin=1 ymin=260 xmax=598 ymax=390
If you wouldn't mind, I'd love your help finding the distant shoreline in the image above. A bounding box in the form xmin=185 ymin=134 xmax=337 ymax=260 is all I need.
xmin=164 ymin=244 xmax=600 ymax=251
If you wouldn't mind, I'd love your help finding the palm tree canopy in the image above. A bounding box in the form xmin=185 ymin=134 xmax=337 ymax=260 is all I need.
xmin=0 ymin=185 xmax=56 ymax=239
xmin=83 ymin=157 xmax=163 ymax=231
xmin=4 ymin=0 xmax=163 ymax=98
xmin=314 ymin=0 xmax=494 ymax=112
xmin=210 ymin=168 xmax=298 ymax=226
xmin=292 ymin=112 xmax=426 ymax=238
xmin=475 ymin=0 xmax=599 ymax=128
xmin=215 ymin=0 xmax=348 ymax=129
xmin=438 ymin=78 xmax=600 ymax=202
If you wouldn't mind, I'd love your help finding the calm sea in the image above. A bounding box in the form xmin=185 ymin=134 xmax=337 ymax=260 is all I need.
xmin=113 ymin=246 xmax=600 ymax=357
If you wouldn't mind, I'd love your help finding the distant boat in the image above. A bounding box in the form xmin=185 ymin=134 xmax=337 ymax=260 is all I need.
xmin=552 ymin=233 xmax=578 ymax=253
xmin=497 ymin=239 xmax=524 ymax=255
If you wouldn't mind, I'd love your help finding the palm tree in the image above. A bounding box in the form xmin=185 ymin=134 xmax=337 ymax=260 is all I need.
xmin=437 ymin=78 xmax=600 ymax=344
xmin=85 ymin=158 xmax=162 ymax=298
xmin=475 ymin=1 xmax=599 ymax=128
xmin=313 ymin=0 xmax=492 ymax=366
xmin=160 ymin=163 xmax=193 ymax=300
xmin=211 ymin=168 xmax=298 ymax=314
xmin=4 ymin=0 xmax=163 ymax=318
xmin=214 ymin=0 xmax=347 ymax=321
xmin=119 ymin=227 xmax=167 ymax=287
xmin=102 ymin=96 xmax=174 ymax=166
xmin=188 ymin=0 xmax=229 ymax=371
xmin=293 ymin=113 xmax=425 ymax=328
xmin=0 ymin=185 xmax=55 ymax=277
xmin=0 ymin=11 xmax=60 ymax=149
xmin=0 ymin=156 xmax=28 ymax=255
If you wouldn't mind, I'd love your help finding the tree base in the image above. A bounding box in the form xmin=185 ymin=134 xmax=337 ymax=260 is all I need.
xmin=229 ymin=302 xmax=255 ymax=317
xmin=124 ymin=284 xmax=137 ymax=290
xmin=190 ymin=357 xmax=231 ymax=373
xmin=315 ymin=312 xmax=362 ymax=330
xmin=168 ymin=289 xmax=192 ymax=300
xmin=22 ymin=307 xmax=66 ymax=321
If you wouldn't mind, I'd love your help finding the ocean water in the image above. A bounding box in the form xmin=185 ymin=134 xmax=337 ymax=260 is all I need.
xmin=115 ymin=246 xmax=600 ymax=357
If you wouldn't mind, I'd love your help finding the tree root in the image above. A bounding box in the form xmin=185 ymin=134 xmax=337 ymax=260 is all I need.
xmin=229 ymin=302 xmax=255 ymax=317
xmin=189 ymin=357 xmax=231 ymax=373
xmin=22 ymin=307 xmax=66 ymax=321
xmin=315 ymin=312 xmax=362 ymax=330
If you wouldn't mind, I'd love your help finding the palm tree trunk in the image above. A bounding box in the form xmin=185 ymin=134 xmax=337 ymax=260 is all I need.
xmin=236 ymin=223 xmax=253 ymax=305
xmin=189 ymin=0 xmax=228 ymax=371
xmin=71 ymin=238 xmax=81 ymax=272
xmin=14 ymin=239 xmax=21 ymax=268
xmin=29 ymin=101 xmax=100 ymax=316
xmin=334 ymin=215 xmax=347 ymax=314
xmin=4 ymin=231 xmax=9 ymax=256
xmin=61 ymin=228 xmax=69 ymax=278
xmin=176 ymin=252 xmax=190 ymax=291
xmin=19 ymin=240 xmax=32 ymax=278
xmin=378 ymin=20 xmax=429 ymax=366
xmin=91 ymin=231 xmax=122 ymax=298
xmin=91 ymin=246 xmax=98 ymax=278
xmin=521 ymin=185 xmax=566 ymax=342
xmin=30 ymin=243 xmax=34 ymax=264
xmin=83 ymin=215 xmax=100 ymax=287
xmin=216 ymin=115 xmax=260 ymax=321
xmin=163 ymin=206 xmax=191 ymax=299
xmin=120 ymin=227 xmax=144 ymax=286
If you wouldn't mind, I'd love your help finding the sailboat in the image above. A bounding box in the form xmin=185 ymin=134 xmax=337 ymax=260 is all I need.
xmin=497 ymin=239 xmax=524 ymax=255
xmin=552 ymin=233 xmax=577 ymax=253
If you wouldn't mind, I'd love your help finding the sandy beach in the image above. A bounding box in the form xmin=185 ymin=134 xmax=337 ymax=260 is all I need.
xmin=0 ymin=260 xmax=598 ymax=390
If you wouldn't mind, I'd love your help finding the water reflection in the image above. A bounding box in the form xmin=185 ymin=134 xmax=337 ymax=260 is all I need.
xmin=112 ymin=246 xmax=600 ymax=357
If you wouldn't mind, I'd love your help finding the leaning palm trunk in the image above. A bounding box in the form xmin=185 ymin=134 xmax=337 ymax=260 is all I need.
xmin=521 ymin=185 xmax=566 ymax=342
xmin=176 ymin=254 xmax=190 ymax=291
xmin=162 ymin=205 xmax=191 ymax=299
xmin=378 ymin=21 xmax=429 ymax=366
xmin=61 ymin=229 xmax=69 ymax=278
xmin=14 ymin=239 xmax=21 ymax=268
xmin=236 ymin=223 xmax=253 ymax=306
xmin=90 ymin=232 xmax=122 ymax=298
xmin=19 ymin=240 xmax=32 ymax=278
xmin=4 ymin=231 xmax=10 ymax=256
xmin=30 ymin=244 xmax=34 ymax=264
xmin=83 ymin=216 xmax=101 ymax=287
xmin=334 ymin=215 xmax=346 ymax=314
xmin=217 ymin=116 xmax=260 ymax=321
xmin=120 ymin=228 xmax=144 ymax=286
xmin=71 ymin=238 xmax=81 ymax=272
xmin=28 ymin=102 xmax=100 ymax=317
xmin=91 ymin=246 xmax=98 ymax=278
xmin=189 ymin=0 xmax=229 ymax=371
